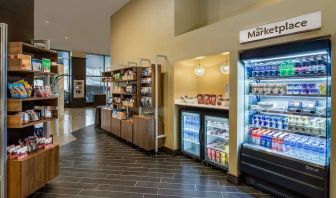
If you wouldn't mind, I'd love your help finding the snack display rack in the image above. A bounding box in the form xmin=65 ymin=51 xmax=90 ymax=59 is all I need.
xmin=7 ymin=42 xmax=59 ymax=198
xmin=100 ymin=64 xmax=163 ymax=151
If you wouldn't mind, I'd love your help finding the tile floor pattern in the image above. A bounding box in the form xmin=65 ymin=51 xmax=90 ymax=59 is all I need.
xmin=30 ymin=125 xmax=273 ymax=198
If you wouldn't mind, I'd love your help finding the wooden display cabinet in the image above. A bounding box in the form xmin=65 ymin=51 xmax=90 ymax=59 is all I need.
xmin=111 ymin=117 xmax=121 ymax=137
xmin=121 ymin=120 xmax=133 ymax=143
xmin=101 ymin=108 xmax=112 ymax=132
xmin=133 ymin=115 xmax=163 ymax=151
xmin=8 ymin=145 xmax=59 ymax=198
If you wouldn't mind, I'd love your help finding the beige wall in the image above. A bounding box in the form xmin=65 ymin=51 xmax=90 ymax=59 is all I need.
xmin=110 ymin=0 xmax=336 ymax=195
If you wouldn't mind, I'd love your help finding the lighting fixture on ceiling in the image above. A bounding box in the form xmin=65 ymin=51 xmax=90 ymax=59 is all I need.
xmin=65 ymin=36 xmax=69 ymax=40
xmin=220 ymin=65 xmax=229 ymax=74
xmin=194 ymin=59 xmax=205 ymax=76
xmin=221 ymin=52 xmax=230 ymax=55
xmin=44 ymin=20 xmax=50 ymax=24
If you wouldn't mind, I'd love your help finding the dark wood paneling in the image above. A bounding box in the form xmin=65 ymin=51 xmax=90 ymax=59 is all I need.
xmin=70 ymin=57 xmax=86 ymax=108
xmin=0 ymin=0 xmax=34 ymax=42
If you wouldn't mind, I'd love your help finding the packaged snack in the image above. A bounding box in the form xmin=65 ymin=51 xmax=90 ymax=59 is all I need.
xmin=17 ymin=80 xmax=32 ymax=97
xmin=42 ymin=58 xmax=51 ymax=72
xmin=302 ymin=101 xmax=317 ymax=114
xmin=19 ymin=112 xmax=30 ymax=124
xmin=197 ymin=94 xmax=203 ymax=104
xmin=26 ymin=110 xmax=39 ymax=121
xmin=44 ymin=107 xmax=53 ymax=119
xmin=8 ymin=83 xmax=28 ymax=99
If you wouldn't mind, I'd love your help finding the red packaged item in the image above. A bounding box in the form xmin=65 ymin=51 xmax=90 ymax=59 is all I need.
xmin=204 ymin=95 xmax=210 ymax=105
xmin=17 ymin=146 xmax=28 ymax=160
xmin=197 ymin=94 xmax=203 ymax=104
xmin=210 ymin=95 xmax=217 ymax=105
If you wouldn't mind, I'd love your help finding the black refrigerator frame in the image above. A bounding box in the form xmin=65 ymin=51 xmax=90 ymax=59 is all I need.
xmin=239 ymin=37 xmax=331 ymax=198
xmin=179 ymin=106 xmax=229 ymax=171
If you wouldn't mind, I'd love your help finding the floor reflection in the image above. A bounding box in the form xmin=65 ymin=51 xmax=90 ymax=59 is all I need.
xmin=49 ymin=108 xmax=96 ymax=146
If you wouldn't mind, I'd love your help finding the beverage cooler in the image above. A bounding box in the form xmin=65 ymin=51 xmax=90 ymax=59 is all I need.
xmin=180 ymin=108 xmax=229 ymax=170
xmin=240 ymin=38 xmax=331 ymax=197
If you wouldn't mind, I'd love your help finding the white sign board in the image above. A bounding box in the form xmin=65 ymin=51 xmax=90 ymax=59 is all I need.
xmin=240 ymin=11 xmax=321 ymax=43
xmin=73 ymin=80 xmax=85 ymax=98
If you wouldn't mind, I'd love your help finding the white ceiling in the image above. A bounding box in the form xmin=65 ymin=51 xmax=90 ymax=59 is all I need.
xmin=34 ymin=0 xmax=129 ymax=55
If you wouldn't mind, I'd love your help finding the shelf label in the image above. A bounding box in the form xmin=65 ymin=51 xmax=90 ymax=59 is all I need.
xmin=240 ymin=11 xmax=322 ymax=43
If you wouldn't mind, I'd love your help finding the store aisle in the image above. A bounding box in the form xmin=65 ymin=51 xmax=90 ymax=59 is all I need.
xmin=50 ymin=108 xmax=96 ymax=146
xmin=31 ymin=125 xmax=271 ymax=198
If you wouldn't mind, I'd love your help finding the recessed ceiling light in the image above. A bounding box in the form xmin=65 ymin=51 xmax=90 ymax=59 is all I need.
xmin=194 ymin=56 xmax=205 ymax=60
xmin=221 ymin=52 xmax=230 ymax=55
xmin=65 ymin=36 xmax=69 ymax=40
xmin=45 ymin=20 xmax=50 ymax=24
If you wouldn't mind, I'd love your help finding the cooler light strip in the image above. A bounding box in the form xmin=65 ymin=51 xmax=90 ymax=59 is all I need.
xmin=246 ymin=77 xmax=330 ymax=82
xmin=243 ymin=51 xmax=328 ymax=63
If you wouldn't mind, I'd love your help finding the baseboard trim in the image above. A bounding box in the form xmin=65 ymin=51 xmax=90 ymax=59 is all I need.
xmin=227 ymin=173 xmax=241 ymax=185
xmin=159 ymin=146 xmax=179 ymax=156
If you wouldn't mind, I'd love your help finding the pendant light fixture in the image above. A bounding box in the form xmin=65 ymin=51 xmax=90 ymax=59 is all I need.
xmin=194 ymin=58 xmax=205 ymax=76
xmin=220 ymin=52 xmax=230 ymax=74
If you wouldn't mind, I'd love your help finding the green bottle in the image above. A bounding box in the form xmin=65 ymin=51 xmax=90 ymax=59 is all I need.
xmin=280 ymin=60 xmax=288 ymax=76
xmin=287 ymin=60 xmax=295 ymax=76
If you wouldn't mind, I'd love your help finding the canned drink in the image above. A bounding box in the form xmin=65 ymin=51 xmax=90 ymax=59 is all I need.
xmin=211 ymin=149 xmax=216 ymax=161
xmin=215 ymin=151 xmax=221 ymax=162
xmin=220 ymin=152 xmax=226 ymax=165
xmin=207 ymin=148 xmax=212 ymax=160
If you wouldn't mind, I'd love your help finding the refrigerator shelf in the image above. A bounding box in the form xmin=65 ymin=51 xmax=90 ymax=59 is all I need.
xmin=249 ymin=125 xmax=326 ymax=138
xmin=183 ymin=139 xmax=200 ymax=145
xmin=248 ymin=75 xmax=329 ymax=81
xmin=243 ymin=143 xmax=326 ymax=167
xmin=205 ymin=158 xmax=228 ymax=169
xmin=249 ymin=109 xmax=330 ymax=118
xmin=247 ymin=94 xmax=328 ymax=98
xmin=207 ymin=146 xmax=228 ymax=154
xmin=206 ymin=125 xmax=229 ymax=130
xmin=183 ymin=128 xmax=199 ymax=133
xmin=207 ymin=133 xmax=229 ymax=140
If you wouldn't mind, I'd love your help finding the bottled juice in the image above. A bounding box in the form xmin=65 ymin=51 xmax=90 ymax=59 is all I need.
xmin=287 ymin=60 xmax=295 ymax=76
xmin=280 ymin=60 xmax=288 ymax=76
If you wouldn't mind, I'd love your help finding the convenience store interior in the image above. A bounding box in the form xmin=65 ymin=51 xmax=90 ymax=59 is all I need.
xmin=0 ymin=0 xmax=336 ymax=198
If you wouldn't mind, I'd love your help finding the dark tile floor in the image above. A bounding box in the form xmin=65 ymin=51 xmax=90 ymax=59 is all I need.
xmin=30 ymin=125 xmax=273 ymax=198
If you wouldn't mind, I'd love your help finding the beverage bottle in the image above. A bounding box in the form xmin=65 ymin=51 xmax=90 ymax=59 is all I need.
xmin=303 ymin=57 xmax=310 ymax=75
xmin=308 ymin=56 xmax=317 ymax=75
xmin=289 ymin=135 xmax=298 ymax=156
xmin=280 ymin=60 xmax=288 ymax=76
xmin=288 ymin=60 xmax=295 ymax=76
xmin=303 ymin=139 xmax=311 ymax=160
xmin=317 ymin=55 xmax=327 ymax=74
xmin=283 ymin=136 xmax=291 ymax=154
xmin=266 ymin=132 xmax=274 ymax=148
xmin=318 ymin=143 xmax=326 ymax=164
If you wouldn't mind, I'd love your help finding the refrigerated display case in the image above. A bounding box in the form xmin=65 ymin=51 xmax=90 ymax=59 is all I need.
xmin=240 ymin=38 xmax=331 ymax=198
xmin=179 ymin=107 xmax=229 ymax=170
xmin=204 ymin=115 xmax=229 ymax=169
xmin=181 ymin=111 xmax=201 ymax=158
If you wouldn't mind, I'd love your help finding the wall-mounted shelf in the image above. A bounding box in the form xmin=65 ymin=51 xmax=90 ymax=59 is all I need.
xmin=8 ymin=117 xmax=57 ymax=129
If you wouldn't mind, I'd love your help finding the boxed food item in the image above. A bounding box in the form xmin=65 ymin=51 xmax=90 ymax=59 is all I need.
xmin=32 ymin=59 xmax=42 ymax=71
xmin=10 ymin=54 xmax=32 ymax=70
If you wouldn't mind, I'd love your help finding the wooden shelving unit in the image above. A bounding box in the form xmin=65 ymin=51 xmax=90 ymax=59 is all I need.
xmin=109 ymin=67 xmax=142 ymax=108
xmin=140 ymin=64 xmax=162 ymax=109
xmin=7 ymin=42 xmax=60 ymax=198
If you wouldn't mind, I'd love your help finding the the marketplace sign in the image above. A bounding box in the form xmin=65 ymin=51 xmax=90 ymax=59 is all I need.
xmin=240 ymin=11 xmax=321 ymax=43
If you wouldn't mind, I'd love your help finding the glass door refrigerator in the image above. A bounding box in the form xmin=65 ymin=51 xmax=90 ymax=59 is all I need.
xmin=240 ymin=38 xmax=331 ymax=198
xmin=204 ymin=114 xmax=229 ymax=169
xmin=180 ymin=110 xmax=201 ymax=158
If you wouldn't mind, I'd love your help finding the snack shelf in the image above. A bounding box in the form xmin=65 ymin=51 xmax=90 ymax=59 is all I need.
xmin=8 ymin=96 xmax=58 ymax=102
xmin=112 ymin=78 xmax=137 ymax=82
xmin=248 ymin=74 xmax=328 ymax=81
xmin=8 ymin=117 xmax=57 ymax=129
xmin=249 ymin=125 xmax=326 ymax=138
xmin=8 ymin=97 xmax=59 ymax=112
xmin=8 ymin=68 xmax=57 ymax=76
xmin=9 ymin=144 xmax=58 ymax=162
xmin=250 ymin=109 xmax=329 ymax=118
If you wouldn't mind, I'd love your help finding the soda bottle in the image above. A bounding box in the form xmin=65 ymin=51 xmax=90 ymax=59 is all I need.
xmin=317 ymin=55 xmax=326 ymax=74
xmin=280 ymin=60 xmax=288 ymax=76
xmin=303 ymin=58 xmax=310 ymax=75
